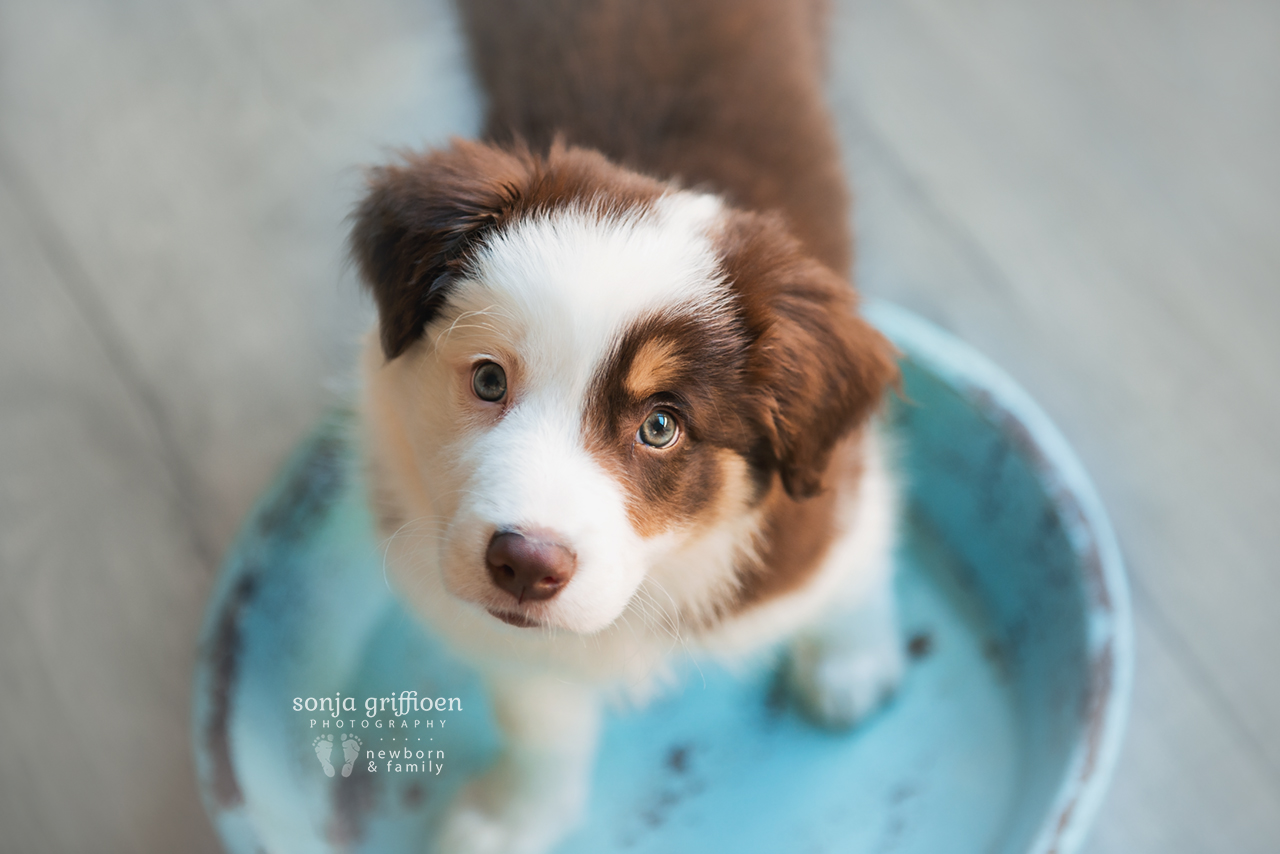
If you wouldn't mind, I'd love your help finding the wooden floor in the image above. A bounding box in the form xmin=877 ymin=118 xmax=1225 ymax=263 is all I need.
xmin=1 ymin=0 xmax=1276 ymax=851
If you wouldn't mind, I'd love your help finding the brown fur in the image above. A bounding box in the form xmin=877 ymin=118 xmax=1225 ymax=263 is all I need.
xmin=733 ymin=431 xmax=865 ymax=610
xmin=713 ymin=208 xmax=895 ymax=611
xmin=714 ymin=209 xmax=897 ymax=500
xmin=352 ymin=0 xmax=898 ymax=618
xmin=351 ymin=140 xmax=666 ymax=359
xmin=580 ymin=212 xmax=895 ymax=606
xmin=459 ymin=0 xmax=851 ymax=275
xmin=583 ymin=307 xmax=756 ymax=539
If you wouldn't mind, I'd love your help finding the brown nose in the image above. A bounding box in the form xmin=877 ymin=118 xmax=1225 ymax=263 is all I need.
xmin=485 ymin=531 xmax=577 ymax=603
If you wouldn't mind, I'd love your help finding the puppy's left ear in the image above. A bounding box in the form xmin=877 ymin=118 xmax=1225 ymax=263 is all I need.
xmin=350 ymin=139 xmax=538 ymax=360
xmin=724 ymin=213 xmax=899 ymax=499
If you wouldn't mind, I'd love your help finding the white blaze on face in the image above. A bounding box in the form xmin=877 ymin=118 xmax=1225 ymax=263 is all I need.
xmin=420 ymin=192 xmax=729 ymax=633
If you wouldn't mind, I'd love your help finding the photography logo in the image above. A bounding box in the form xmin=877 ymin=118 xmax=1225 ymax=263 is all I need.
xmin=296 ymin=690 xmax=461 ymax=777
xmin=312 ymin=733 xmax=362 ymax=778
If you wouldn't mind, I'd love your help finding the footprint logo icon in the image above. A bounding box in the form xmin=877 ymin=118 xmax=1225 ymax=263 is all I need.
xmin=340 ymin=735 xmax=363 ymax=777
xmin=313 ymin=735 xmax=335 ymax=777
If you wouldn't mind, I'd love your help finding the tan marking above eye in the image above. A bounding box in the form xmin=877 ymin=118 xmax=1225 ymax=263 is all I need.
xmin=624 ymin=337 xmax=686 ymax=399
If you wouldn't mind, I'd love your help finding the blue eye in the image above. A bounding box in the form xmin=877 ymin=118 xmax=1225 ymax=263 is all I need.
xmin=638 ymin=410 xmax=679 ymax=448
xmin=472 ymin=362 xmax=507 ymax=402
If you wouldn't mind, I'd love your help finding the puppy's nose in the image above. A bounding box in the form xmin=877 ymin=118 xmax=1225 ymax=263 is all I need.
xmin=486 ymin=531 xmax=577 ymax=603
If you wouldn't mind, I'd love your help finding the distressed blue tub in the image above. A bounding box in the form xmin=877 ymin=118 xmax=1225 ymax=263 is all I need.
xmin=193 ymin=301 xmax=1132 ymax=854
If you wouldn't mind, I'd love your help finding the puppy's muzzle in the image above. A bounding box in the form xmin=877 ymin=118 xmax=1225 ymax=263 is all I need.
xmin=485 ymin=531 xmax=577 ymax=604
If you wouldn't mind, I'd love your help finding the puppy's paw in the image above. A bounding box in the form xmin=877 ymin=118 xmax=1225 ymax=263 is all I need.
xmin=434 ymin=767 xmax=582 ymax=854
xmin=787 ymin=635 xmax=904 ymax=729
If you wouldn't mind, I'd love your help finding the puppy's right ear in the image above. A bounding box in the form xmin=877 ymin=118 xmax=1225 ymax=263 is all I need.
xmin=350 ymin=139 xmax=537 ymax=359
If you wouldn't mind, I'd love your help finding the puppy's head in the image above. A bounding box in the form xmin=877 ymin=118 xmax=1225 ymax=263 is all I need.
xmin=353 ymin=140 xmax=895 ymax=635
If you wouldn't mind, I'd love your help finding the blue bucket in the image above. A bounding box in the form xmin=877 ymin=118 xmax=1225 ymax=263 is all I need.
xmin=193 ymin=301 xmax=1132 ymax=854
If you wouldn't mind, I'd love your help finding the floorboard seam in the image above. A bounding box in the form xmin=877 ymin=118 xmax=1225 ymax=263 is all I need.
xmin=843 ymin=105 xmax=1021 ymax=307
xmin=1128 ymin=571 xmax=1280 ymax=798
xmin=0 ymin=145 xmax=218 ymax=573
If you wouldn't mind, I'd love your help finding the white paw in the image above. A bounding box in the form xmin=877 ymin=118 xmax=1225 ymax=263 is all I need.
xmin=434 ymin=768 xmax=582 ymax=854
xmin=787 ymin=636 xmax=904 ymax=729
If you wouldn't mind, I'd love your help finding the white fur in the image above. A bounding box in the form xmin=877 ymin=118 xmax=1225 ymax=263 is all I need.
xmin=698 ymin=430 xmax=899 ymax=656
xmin=360 ymin=192 xmax=902 ymax=854
xmin=369 ymin=192 xmax=731 ymax=641
xmin=436 ymin=674 xmax=599 ymax=854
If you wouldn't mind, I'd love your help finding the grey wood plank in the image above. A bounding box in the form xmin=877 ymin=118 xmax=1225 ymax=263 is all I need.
xmin=0 ymin=178 xmax=220 ymax=853
xmin=1087 ymin=602 xmax=1280 ymax=854
xmin=0 ymin=1 xmax=478 ymax=848
xmin=0 ymin=0 xmax=479 ymax=554
xmin=3 ymin=0 xmax=1278 ymax=850
xmin=840 ymin=0 xmax=1280 ymax=757
xmin=834 ymin=99 xmax=1280 ymax=852
xmin=828 ymin=0 xmax=1280 ymax=848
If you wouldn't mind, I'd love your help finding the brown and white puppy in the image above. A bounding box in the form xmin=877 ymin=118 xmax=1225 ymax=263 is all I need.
xmin=352 ymin=2 xmax=902 ymax=851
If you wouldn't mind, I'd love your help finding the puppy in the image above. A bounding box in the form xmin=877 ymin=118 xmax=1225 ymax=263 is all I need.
xmin=352 ymin=1 xmax=903 ymax=851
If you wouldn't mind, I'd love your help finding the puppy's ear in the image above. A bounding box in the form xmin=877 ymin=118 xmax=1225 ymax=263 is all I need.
xmin=350 ymin=139 xmax=537 ymax=359
xmin=723 ymin=212 xmax=898 ymax=499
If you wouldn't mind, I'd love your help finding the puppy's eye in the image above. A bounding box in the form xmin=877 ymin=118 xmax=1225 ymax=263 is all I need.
xmin=472 ymin=361 xmax=507 ymax=402
xmin=637 ymin=410 xmax=679 ymax=449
